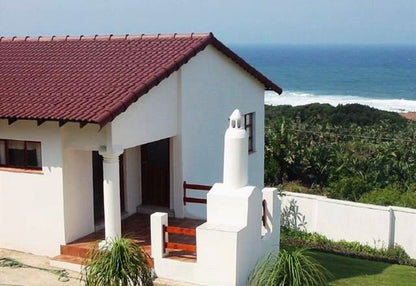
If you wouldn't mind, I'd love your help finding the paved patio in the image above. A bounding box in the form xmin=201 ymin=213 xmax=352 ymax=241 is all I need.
xmin=53 ymin=213 xmax=204 ymax=265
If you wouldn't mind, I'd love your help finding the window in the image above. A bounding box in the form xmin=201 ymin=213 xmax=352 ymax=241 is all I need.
xmin=0 ymin=139 xmax=42 ymax=170
xmin=244 ymin=112 xmax=255 ymax=153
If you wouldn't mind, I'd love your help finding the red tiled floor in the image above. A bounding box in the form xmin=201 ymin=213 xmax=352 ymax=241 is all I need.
xmin=58 ymin=213 xmax=204 ymax=264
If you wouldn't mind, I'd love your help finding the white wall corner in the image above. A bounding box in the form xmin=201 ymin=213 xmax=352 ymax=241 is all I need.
xmin=261 ymin=187 xmax=281 ymax=243
xmin=151 ymin=212 xmax=168 ymax=260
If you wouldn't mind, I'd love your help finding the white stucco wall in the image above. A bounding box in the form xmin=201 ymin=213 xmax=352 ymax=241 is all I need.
xmin=282 ymin=192 xmax=416 ymax=258
xmin=392 ymin=206 xmax=416 ymax=258
xmin=0 ymin=120 xmax=66 ymax=256
xmin=111 ymin=73 xmax=178 ymax=149
xmin=180 ymin=45 xmax=265 ymax=219
xmin=62 ymin=149 xmax=94 ymax=244
xmin=60 ymin=123 xmax=106 ymax=151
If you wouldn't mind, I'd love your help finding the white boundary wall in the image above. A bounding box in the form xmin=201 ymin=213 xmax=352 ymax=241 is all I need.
xmin=282 ymin=192 xmax=416 ymax=258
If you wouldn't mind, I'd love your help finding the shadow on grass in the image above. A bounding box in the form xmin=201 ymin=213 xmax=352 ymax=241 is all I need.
xmin=309 ymin=250 xmax=389 ymax=281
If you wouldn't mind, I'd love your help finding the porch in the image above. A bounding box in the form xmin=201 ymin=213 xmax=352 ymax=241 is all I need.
xmin=51 ymin=213 xmax=204 ymax=269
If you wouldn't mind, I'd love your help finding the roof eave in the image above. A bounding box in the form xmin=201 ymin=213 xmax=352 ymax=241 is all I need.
xmin=97 ymin=33 xmax=282 ymax=125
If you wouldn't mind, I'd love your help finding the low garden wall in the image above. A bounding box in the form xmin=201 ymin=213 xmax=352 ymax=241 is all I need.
xmin=281 ymin=192 xmax=416 ymax=258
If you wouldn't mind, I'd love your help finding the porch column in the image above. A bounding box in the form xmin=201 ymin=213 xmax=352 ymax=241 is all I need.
xmin=99 ymin=146 xmax=123 ymax=241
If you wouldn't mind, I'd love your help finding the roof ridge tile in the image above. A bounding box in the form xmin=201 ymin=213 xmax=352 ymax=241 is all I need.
xmin=0 ymin=33 xmax=214 ymax=43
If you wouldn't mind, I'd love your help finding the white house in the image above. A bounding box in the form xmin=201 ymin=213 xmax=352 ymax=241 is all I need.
xmin=0 ymin=33 xmax=282 ymax=257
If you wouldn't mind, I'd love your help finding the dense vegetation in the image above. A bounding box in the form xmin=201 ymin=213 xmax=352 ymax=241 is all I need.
xmin=264 ymin=103 xmax=416 ymax=208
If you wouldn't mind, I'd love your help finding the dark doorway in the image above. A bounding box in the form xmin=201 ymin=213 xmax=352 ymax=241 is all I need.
xmin=92 ymin=151 xmax=125 ymax=225
xmin=141 ymin=139 xmax=170 ymax=207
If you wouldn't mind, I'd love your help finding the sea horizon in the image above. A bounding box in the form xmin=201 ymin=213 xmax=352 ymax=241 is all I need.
xmin=232 ymin=44 xmax=416 ymax=113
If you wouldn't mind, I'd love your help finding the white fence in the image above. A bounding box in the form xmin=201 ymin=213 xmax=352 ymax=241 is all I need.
xmin=281 ymin=192 xmax=416 ymax=258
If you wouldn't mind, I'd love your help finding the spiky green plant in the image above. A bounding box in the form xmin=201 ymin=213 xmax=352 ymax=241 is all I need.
xmin=249 ymin=246 xmax=332 ymax=286
xmin=82 ymin=237 xmax=152 ymax=286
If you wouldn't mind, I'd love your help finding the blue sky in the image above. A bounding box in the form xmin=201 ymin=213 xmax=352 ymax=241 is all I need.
xmin=0 ymin=0 xmax=414 ymax=45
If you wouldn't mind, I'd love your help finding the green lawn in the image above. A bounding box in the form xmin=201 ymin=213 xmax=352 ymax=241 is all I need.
xmin=310 ymin=251 xmax=416 ymax=286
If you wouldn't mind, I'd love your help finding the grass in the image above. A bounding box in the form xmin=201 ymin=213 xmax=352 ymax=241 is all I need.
xmin=309 ymin=250 xmax=416 ymax=286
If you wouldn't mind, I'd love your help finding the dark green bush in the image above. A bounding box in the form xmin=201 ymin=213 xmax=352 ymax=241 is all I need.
xmin=384 ymin=245 xmax=411 ymax=264
xmin=359 ymin=187 xmax=402 ymax=206
xmin=327 ymin=176 xmax=370 ymax=201
xmin=359 ymin=188 xmax=416 ymax=208
xmin=398 ymin=191 xmax=416 ymax=208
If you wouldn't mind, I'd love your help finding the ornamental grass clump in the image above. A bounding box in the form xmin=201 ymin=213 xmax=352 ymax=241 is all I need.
xmin=249 ymin=246 xmax=332 ymax=286
xmin=82 ymin=237 xmax=152 ymax=286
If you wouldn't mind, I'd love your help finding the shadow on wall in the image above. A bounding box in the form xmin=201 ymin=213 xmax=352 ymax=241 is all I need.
xmin=281 ymin=199 xmax=307 ymax=231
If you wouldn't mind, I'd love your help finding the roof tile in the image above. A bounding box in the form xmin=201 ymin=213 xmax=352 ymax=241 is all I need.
xmin=0 ymin=32 xmax=282 ymax=126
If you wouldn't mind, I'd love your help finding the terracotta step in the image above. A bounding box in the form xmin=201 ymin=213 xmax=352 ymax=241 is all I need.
xmin=51 ymin=254 xmax=86 ymax=265
xmin=153 ymin=278 xmax=202 ymax=286
xmin=49 ymin=254 xmax=89 ymax=272
xmin=60 ymin=243 xmax=94 ymax=259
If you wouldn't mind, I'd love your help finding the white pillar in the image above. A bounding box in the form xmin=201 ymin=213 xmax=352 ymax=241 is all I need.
xmin=223 ymin=109 xmax=248 ymax=190
xmin=151 ymin=212 xmax=168 ymax=259
xmin=99 ymin=146 xmax=123 ymax=241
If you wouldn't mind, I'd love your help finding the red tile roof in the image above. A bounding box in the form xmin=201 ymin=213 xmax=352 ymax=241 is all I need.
xmin=0 ymin=33 xmax=282 ymax=126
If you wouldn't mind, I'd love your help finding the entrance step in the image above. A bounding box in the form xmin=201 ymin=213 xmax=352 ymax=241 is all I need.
xmin=60 ymin=243 xmax=94 ymax=259
xmin=137 ymin=205 xmax=175 ymax=217
xmin=50 ymin=254 xmax=86 ymax=272
xmin=153 ymin=278 xmax=202 ymax=286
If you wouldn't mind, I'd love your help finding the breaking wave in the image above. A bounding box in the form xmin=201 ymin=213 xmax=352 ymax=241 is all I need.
xmin=265 ymin=91 xmax=416 ymax=113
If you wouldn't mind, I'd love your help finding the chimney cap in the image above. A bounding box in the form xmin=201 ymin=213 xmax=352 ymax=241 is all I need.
xmin=229 ymin=109 xmax=242 ymax=121
xmin=229 ymin=109 xmax=243 ymax=129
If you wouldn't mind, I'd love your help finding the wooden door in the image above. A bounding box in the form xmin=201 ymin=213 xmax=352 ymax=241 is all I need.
xmin=141 ymin=139 xmax=170 ymax=207
xmin=92 ymin=151 xmax=125 ymax=225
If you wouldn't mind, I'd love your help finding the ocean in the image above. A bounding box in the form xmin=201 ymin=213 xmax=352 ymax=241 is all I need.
xmin=232 ymin=45 xmax=416 ymax=113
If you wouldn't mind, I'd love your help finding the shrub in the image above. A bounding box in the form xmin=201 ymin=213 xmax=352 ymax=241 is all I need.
xmin=326 ymin=176 xmax=370 ymax=201
xmin=398 ymin=191 xmax=416 ymax=209
xmin=359 ymin=187 xmax=416 ymax=208
xmin=281 ymin=227 xmax=416 ymax=267
xmin=384 ymin=245 xmax=411 ymax=264
xmin=249 ymin=245 xmax=332 ymax=286
xmin=82 ymin=237 xmax=152 ymax=286
xmin=281 ymin=227 xmax=331 ymax=247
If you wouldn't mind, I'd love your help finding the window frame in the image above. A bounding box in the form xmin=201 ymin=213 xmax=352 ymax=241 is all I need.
xmin=0 ymin=139 xmax=42 ymax=171
xmin=244 ymin=112 xmax=255 ymax=153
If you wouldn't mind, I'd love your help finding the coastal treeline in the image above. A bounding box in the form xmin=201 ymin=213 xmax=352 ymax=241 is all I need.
xmin=265 ymin=103 xmax=416 ymax=208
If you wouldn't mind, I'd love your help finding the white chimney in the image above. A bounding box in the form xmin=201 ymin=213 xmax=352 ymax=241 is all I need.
xmin=223 ymin=109 xmax=248 ymax=190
